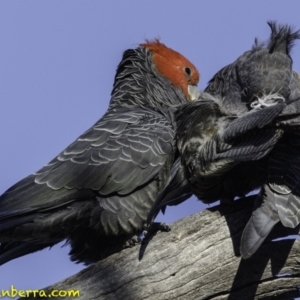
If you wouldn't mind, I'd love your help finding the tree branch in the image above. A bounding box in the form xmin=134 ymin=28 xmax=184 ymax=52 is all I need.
xmin=26 ymin=196 xmax=300 ymax=300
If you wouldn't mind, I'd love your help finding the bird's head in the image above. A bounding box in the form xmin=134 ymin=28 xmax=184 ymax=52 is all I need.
xmin=141 ymin=39 xmax=200 ymax=101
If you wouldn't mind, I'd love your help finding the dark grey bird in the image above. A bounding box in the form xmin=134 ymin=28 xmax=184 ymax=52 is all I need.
xmin=0 ymin=40 xmax=200 ymax=265
xmin=148 ymin=22 xmax=300 ymax=259
xmin=205 ymin=21 xmax=300 ymax=117
xmin=148 ymin=91 xmax=298 ymax=221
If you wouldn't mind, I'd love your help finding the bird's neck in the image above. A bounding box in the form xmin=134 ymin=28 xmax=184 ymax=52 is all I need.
xmin=108 ymin=47 xmax=188 ymax=122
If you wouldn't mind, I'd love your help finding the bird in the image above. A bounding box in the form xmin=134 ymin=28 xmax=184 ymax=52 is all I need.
xmin=148 ymin=91 xmax=297 ymax=222
xmin=148 ymin=22 xmax=300 ymax=258
xmin=205 ymin=21 xmax=300 ymax=117
xmin=0 ymin=39 xmax=200 ymax=265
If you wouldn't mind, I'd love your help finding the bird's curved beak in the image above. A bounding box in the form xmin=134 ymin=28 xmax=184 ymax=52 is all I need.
xmin=188 ymin=85 xmax=200 ymax=101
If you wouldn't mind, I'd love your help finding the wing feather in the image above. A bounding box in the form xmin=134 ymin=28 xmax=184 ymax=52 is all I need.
xmin=0 ymin=108 xmax=175 ymax=213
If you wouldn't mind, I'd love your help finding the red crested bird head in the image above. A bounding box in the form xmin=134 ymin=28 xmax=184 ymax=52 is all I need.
xmin=141 ymin=39 xmax=200 ymax=101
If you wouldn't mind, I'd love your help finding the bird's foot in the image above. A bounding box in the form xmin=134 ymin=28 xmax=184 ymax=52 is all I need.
xmin=122 ymin=235 xmax=142 ymax=249
xmin=143 ymin=222 xmax=171 ymax=239
xmin=137 ymin=223 xmax=170 ymax=261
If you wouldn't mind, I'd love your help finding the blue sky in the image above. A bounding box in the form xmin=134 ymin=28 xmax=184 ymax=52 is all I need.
xmin=0 ymin=1 xmax=300 ymax=297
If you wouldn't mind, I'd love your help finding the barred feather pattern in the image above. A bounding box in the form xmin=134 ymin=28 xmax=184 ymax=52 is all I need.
xmin=0 ymin=44 xmax=193 ymax=264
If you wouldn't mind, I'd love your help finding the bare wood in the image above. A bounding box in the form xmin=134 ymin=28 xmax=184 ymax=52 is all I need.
xmin=26 ymin=196 xmax=300 ymax=300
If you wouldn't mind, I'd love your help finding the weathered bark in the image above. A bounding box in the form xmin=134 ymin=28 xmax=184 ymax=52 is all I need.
xmin=27 ymin=196 xmax=300 ymax=300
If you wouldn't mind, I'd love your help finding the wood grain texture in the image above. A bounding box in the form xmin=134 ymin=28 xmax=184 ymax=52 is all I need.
xmin=24 ymin=196 xmax=300 ymax=300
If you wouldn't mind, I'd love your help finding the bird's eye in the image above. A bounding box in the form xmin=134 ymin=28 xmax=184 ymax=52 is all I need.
xmin=184 ymin=67 xmax=191 ymax=76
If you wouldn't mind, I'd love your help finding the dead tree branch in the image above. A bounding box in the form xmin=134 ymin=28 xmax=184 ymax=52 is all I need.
xmin=27 ymin=196 xmax=300 ymax=300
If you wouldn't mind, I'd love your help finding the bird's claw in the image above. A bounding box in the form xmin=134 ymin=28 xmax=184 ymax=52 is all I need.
xmin=143 ymin=222 xmax=171 ymax=238
xmin=122 ymin=235 xmax=142 ymax=249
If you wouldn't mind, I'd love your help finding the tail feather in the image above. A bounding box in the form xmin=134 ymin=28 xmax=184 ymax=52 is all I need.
xmin=269 ymin=139 xmax=300 ymax=228
xmin=240 ymin=186 xmax=280 ymax=259
xmin=240 ymin=206 xmax=279 ymax=259
xmin=0 ymin=242 xmax=55 ymax=266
